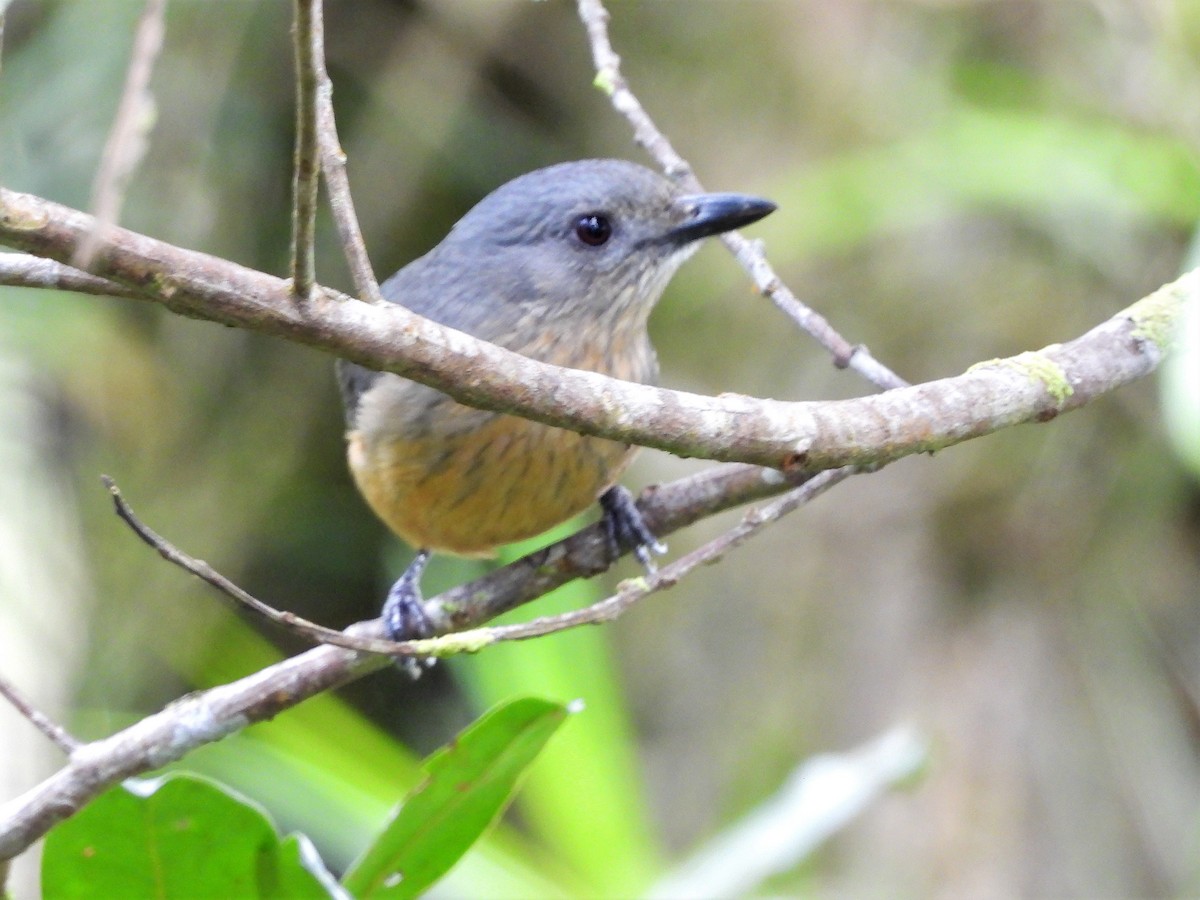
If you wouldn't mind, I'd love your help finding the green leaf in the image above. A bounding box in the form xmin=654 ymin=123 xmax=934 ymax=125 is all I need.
xmin=456 ymin=525 xmax=662 ymax=895
xmin=41 ymin=773 xmax=336 ymax=899
xmin=273 ymin=834 xmax=345 ymax=900
xmin=341 ymin=697 xmax=570 ymax=899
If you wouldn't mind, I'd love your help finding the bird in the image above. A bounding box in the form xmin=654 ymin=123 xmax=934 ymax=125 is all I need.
xmin=337 ymin=159 xmax=775 ymax=643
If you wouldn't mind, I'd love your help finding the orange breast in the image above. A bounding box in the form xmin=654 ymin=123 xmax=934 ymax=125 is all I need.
xmin=348 ymin=412 xmax=635 ymax=556
xmin=348 ymin=320 xmax=655 ymax=556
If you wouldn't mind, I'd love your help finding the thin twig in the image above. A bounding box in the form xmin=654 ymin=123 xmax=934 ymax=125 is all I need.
xmin=290 ymin=0 xmax=319 ymax=300
xmin=477 ymin=468 xmax=853 ymax=644
xmin=576 ymin=0 xmax=908 ymax=392
xmin=105 ymin=465 xmax=850 ymax=656
xmin=307 ymin=0 xmax=383 ymax=303
xmin=73 ymin=0 xmax=166 ymax=271
xmin=0 ymin=673 xmax=79 ymax=754
xmin=102 ymin=458 xmax=817 ymax=655
xmin=0 ymin=253 xmax=144 ymax=300
xmin=426 ymin=462 xmax=818 ymax=630
xmin=100 ymin=476 xmax=411 ymax=657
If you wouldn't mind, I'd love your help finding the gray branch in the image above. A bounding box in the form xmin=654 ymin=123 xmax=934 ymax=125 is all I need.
xmin=1 ymin=188 xmax=1188 ymax=474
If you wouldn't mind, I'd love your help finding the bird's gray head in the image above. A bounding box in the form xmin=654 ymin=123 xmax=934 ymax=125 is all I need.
xmin=388 ymin=159 xmax=776 ymax=338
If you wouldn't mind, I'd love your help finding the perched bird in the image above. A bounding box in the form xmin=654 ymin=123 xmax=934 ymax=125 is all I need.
xmin=337 ymin=159 xmax=775 ymax=641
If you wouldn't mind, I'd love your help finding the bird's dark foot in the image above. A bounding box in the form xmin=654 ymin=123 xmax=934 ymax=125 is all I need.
xmin=599 ymin=485 xmax=666 ymax=571
xmin=382 ymin=549 xmax=436 ymax=678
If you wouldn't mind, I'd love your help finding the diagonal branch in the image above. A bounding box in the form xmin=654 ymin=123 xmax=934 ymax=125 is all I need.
xmin=0 ymin=629 xmax=390 ymax=862
xmin=576 ymin=0 xmax=908 ymax=391
xmin=0 ymin=252 xmax=143 ymax=300
xmin=102 ymin=453 xmax=821 ymax=659
xmin=308 ymin=0 xmax=383 ymax=304
xmin=0 ymin=189 xmax=1188 ymax=474
xmin=73 ymin=0 xmax=165 ymax=271
xmin=442 ymin=467 xmax=853 ymax=648
xmin=101 ymin=475 xmax=410 ymax=656
xmin=0 ymin=673 xmax=79 ymax=755
xmin=0 ymin=464 xmax=844 ymax=862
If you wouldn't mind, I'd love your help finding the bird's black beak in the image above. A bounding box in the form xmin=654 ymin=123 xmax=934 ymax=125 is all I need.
xmin=668 ymin=192 xmax=777 ymax=245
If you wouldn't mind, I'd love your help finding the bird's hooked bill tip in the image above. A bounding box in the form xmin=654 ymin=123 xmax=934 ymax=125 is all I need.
xmin=669 ymin=192 xmax=777 ymax=244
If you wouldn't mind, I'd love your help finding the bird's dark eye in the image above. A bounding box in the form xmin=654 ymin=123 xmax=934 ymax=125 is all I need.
xmin=574 ymin=213 xmax=612 ymax=246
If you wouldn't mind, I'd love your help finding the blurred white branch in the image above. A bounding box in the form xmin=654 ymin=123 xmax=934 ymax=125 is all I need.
xmin=73 ymin=0 xmax=165 ymax=270
xmin=648 ymin=726 xmax=928 ymax=899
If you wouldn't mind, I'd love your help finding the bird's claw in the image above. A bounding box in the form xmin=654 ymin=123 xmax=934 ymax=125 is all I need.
xmin=600 ymin=485 xmax=667 ymax=573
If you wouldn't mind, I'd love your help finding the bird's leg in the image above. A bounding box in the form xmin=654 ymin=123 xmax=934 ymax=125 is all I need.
xmin=599 ymin=485 xmax=667 ymax=571
xmin=383 ymin=549 xmax=433 ymax=639
xmin=382 ymin=550 xmax=437 ymax=676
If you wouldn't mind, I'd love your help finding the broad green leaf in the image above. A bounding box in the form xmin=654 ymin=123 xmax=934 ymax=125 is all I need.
xmin=274 ymin=835 xmax=346 ymax=900
xmin=456 ymin=524 xmax=661 ymax=895
xmin=148 ymin=619 xmax=573 ymax=896
xmin=341 ymin=697 xmax=570 ymax=899
xmin=42 ymin=773 xmax=335 ymax=899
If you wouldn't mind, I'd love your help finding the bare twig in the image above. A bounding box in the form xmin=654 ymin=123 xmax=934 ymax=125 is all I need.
xmin=465 ymin=468 xmax=853 ymax=646
xmin=307 ymin=0 xmax=382 ymax=303
xmin=576 ymin=0 xmax=909 ymax=391
xmin=0 ymin=253 xmax=143 ymax=300
xmin=289 ymin=0 xmax=320 ymax=300
xmin=1 ymin=187 xmax=1187 ymax=473
xmin=427 ymin=461 xmax=817 ymax=629
xmin=100 ymin=475 xmax=410 ymax=657
xmin=0 ymin=673 xmax=79 ymax=754
xmin=103 ymin=457 xmax=817 ymax=655
xmin=72 ymin=0 xmax=166 ymax=271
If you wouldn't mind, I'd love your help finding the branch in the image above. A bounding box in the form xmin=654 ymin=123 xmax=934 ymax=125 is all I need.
xmin=289 ymin=0 xmax=320 ymax=300
xmin=0 ymin=630 xmax=390 ymax=862
xmin=308 ymin=0 xmax=383 ymax=303
xmin=0 ymin=189 xmax=1187 ymax=473
xmin=438 ymin=467 xmax=852 ymax=648
xmin=424 ymin=461 xmax=819 ymax=631
xmin=101 ymin=475 xmax=409 ymax=657
xmin=103 ymin=452 xmax=820 ymax=658
xmin=0 ymin=673 xmax=79 ymax=755
xmin=73 ymin=0 xmax=165 ymax=271
xmin=0 ymin=459 xmax=842 ymax=861
xmin=0 ymin=252 xmax=143 ymax=300
xmin=576 ymin=0 xmax=909 ymax=391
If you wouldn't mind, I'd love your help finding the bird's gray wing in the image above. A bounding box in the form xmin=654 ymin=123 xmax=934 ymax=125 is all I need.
xmin=336 ymin=359 xmax=382 ymax=428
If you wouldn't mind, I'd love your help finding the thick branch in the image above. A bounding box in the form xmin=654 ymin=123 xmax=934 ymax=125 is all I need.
xmin=0 ymin=635 xmax=389 ymax=861
xmin=1 ymin=188 xmax=1188 ymax=472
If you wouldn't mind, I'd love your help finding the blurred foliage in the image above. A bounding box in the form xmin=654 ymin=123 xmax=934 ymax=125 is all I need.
xmin=4 ymin=0 xmax=1200 ymax=896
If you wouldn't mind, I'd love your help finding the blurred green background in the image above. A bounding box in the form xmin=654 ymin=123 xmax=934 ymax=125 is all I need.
xmin=3 ymin=0 xmax=1200 ymax=896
